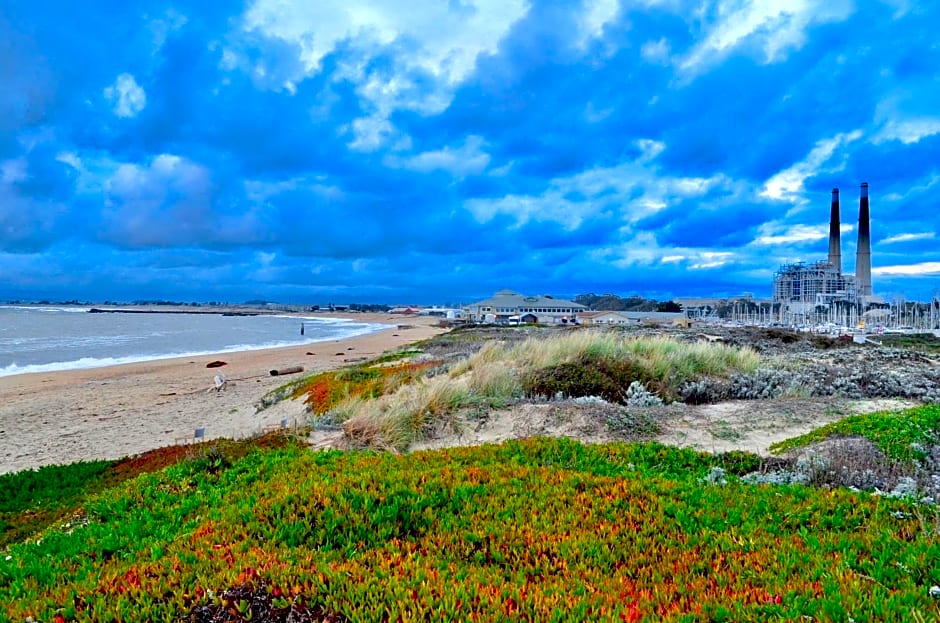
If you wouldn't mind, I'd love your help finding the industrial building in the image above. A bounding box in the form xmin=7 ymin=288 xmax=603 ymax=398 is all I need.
xmin=772 ymin=183 xmax=881 ymax=326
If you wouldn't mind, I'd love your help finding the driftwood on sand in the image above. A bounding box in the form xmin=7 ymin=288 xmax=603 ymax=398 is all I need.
xmin=269 ymin=366 xmax=304 ymax=377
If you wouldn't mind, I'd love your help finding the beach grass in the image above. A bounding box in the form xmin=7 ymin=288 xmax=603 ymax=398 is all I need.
xmin=337 ymin=330 xmax=759 ymax=450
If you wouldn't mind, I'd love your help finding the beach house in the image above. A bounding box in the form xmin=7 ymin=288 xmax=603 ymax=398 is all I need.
xmin=466 ymin=290 xmax=587 ymax=324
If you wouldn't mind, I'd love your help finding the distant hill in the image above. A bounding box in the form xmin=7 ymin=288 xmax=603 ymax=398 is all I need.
xmin=574 ymin=293 xmax=681 ymax=312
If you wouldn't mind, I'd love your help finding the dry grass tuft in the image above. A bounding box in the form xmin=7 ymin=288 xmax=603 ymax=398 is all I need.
xmin=332 ymin=330 xmax=759 ymax=450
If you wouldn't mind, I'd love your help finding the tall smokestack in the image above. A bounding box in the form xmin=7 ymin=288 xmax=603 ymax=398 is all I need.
xmin=856 ymin=182 xmax=872 ymax=297
xmin=828 ymin=188 xmax=841 ymax=273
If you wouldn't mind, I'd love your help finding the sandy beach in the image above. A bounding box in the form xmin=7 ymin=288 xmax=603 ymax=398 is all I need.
xmin=0 ymin=313 xmax=447 ymax=475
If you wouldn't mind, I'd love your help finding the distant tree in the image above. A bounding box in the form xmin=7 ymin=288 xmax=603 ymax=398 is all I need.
xmin=574 ymin=293 xmax=601 ymax=309
xmin=350 ymin=303 xmax=390 ymax=312
xmin=574 ymin=293 xmax=662 ymax=311
xmin=622 ymin=296 xmax=656 ymax=311
xmin=656 ymin=301 xmax=682 ymax=313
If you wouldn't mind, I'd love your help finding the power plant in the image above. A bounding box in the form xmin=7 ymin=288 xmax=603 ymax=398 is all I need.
xmin=856 ymin=182 xmax=872 ymax=297
xmin=772 ymin=183 xmax=881 ymax=326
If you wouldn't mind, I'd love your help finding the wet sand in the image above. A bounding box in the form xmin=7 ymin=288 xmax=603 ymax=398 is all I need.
xmin=0 ymin=313 xmax=447 ymax=474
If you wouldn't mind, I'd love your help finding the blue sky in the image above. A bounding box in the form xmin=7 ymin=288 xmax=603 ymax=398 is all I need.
xmin=2 ymin=0 xmax=938 ymax=304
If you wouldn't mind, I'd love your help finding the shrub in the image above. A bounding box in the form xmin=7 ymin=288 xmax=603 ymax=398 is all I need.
xmin=604 ymin=407 xmax=661 ymax=438
xmin=625 ymin=381 xmax=664 ymax=407
xmin=521 ymin=355 xmax=643 ymax=403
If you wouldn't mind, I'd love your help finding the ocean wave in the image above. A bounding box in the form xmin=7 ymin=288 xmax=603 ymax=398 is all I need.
xmin=0 ymin=305 xmax=91 ymax=313
xmin=274 ymin=314 xmax=363 ymax=324
xmin=0 ymin=323 xmax=389 ymax=378
xmin=0 ymin=356 xmax=172 ymax=377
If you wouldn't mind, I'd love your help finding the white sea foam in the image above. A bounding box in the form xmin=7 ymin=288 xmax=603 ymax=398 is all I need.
xmin=0 ymin=305 xmax=91 ymax=313
xmin=0 ymin=322 xmax=389 ymax=378
xmin=277 ymin=314 xmax=362 ymax=324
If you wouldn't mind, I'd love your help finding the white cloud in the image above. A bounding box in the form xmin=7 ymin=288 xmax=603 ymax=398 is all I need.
xmin=679 ymin=0 xmax=853 ymax=75
xmin=584 ymin=102 xmax=614 ymax=123
xmin=103 ymin=155 xmax=214 ymax=241
xmin=245 ymin=0 xmax=529 ymax=81
xmin=641 ymin=37 xmax=671 ymax=64
xmin=881 ymin=174 xmax=940 ymax=204
xmin=244 ymin=177 xmax=345 ymax=204
xmin=107 ymin=155 xmax=209 ymax=206
xmin=880 ymin=0 xmax=912 ymax=18
xmin=874 ymin=117 xmax=940 ymax=144
xmin=578 ymin=0 xmax=621 ymax=46
xmin=465 ymin=139 xmax=730 ymax=229
xmin=99 ymin=154 xmax=269 ymax=248
xmin=347 ymin=115 xmax=398 ymax=153
xmin=754 ymin=223 xmax=826 ymax=245
xmin=591 ymin=233 xmax=735 ymax=270
xmin=761 ymin=130 xmax=862 ymax=200
xmin=148 ymin=9 xmax=188 ymax=53
xmin=0 ymin=158 xmax=27 ymax=184
xmin=690 ymin=251 xmax=733 ymax=269
xmin=243 ymin=0 xmax=530 ymax=150
xmin=244 ymin=0 xmax=528 ymax=100
xmin=385 ymin=135 xmax=490 ymax=176
xmin=635 ymin=139 xmax=666 ymax=161
xmin=257 ymin=251 xmax=276 ymax=267
xmin=870 ymin=88 xmax=940 ymax=145
xmin=103 ymin=73 xmax=147 ymax=118
xmin=873 ymin=262 xmax=940 ymax=276
xmin=592 ymin=231 xmax=662 ymax=267
xmin=881 ymin=232 xmax=935 ymax=244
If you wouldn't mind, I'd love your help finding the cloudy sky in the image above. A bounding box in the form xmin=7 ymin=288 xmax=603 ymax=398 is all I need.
xmin=2 ymin=1 xmax=938 ymax=304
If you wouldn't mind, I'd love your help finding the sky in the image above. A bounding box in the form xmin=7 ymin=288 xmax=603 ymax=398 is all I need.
xmin=1 ymin=0 xmax=939 ymax=305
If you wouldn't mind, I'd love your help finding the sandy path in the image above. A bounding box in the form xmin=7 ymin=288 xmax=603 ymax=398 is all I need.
xmin=409 ymin=397 xmax=921 ymax=458
xmin=0 ymin=313 xmax=446 ymax=474
xmin=653 ymin=397 xmax=919 ymax=456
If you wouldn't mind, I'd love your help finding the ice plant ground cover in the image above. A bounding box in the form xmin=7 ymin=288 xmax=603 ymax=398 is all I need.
xmin=0 ymin=438 xmax=290 ymax=549
xmin=255 ymin=350 xmax=444 ymax=416
xmin=770 ymin=405 xmax=940 ymax=462
xmin=293 ymin=360 xmax=444 ymax=415
xmin=2 ymin=435 xmax=940 ymax=621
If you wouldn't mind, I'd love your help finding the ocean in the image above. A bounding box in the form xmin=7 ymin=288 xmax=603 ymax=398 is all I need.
xmin=0 ymin=306 xmax=388 ymax=378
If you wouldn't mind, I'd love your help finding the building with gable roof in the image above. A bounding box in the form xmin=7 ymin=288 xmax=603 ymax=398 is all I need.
xmin=465 ymin=290 xmax=587 ymax=324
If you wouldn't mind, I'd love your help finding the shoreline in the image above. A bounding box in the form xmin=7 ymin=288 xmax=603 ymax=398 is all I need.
xmin=0 ymin=315 xmax=390 ymax=379
xmin=0 ymin=313 xmax=447 ymax=475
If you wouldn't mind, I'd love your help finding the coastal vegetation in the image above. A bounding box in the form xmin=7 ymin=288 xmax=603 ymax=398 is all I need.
xmin=5 ymin=328 xmax=940 ymax=620
xmin=307 ymin=330 xmax=759 ymax=451
xmin=770 ymin=405 xmax=940 ymax=462
xmin=876 ymin=332 xmax=940 ymax=354
xmin=2 ymin=432 xmax=940 ymax=621
xmin=0 ymin=438 xmax=290 ymax=549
